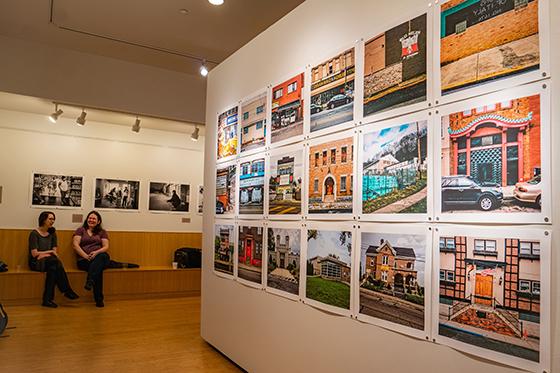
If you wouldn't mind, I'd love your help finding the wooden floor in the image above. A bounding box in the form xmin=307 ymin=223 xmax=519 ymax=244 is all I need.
xmin=0 ymin=297 xmax=242 ymax=372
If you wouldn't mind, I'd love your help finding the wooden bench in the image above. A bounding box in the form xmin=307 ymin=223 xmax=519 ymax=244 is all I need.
xmin=0 ymin=229 xmax=202 ymax=305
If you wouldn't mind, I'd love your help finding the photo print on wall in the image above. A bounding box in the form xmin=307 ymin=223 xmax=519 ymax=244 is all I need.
xmin=268 ymin=147 xmax=303 ymax=216
xmin=197 ymin=185 xmax=204 ymax=214
xmin=148 ymin=182 xmax=190 ymax=212
xmin=241 ymin=92 xmax=267 ymax=153
xmin=216 ymin=164 xmax=236 ymax=216
xmin=214 ymin=223 xmax=235 ymax=276
xmin=94 ymin=178 xmax=139 ymax=210
xmin=31 ymin=173 xmax=83 ymax=208
xmin=267 ymin=226 xmax=301 ymax=297
xmin=363 ymin=13 xmax=427 ymax=118
xmin=239 ymin=157 xmax=265 ymax=215
xmin=238 ymin=224 xmax=264 ymax=285
xmin=217 ymin=106 xmax=238 ymax=160
xmin=271 ymin=73 xmax=304 ymax=144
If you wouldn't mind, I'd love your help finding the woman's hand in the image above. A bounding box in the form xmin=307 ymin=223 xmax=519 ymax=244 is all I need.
xmin=88 ymin=251 xmax=98 ymax=261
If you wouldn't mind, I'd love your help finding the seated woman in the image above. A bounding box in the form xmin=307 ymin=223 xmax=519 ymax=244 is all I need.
xmin=72 ymin=210 xmax=110 ymax=308
xmin=28 ymin=211 xmax=79 ymax=308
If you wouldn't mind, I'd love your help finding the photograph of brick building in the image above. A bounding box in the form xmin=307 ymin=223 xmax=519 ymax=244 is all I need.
xmin=271 ymin=73 xmax=304 ymax=143
xmin=214 ymin=224 xmax=234 ymax=276
xmin=241 ymin=92 xmax=267 ymax=153
xmin=310 ymin=48 xmax=354 ymax=132
xmin=438 ymin=233 xmax=542 ymax=362
xmin=308 ymin=136 xmax=354 ymax=214
xmin=363 ymin=13 xmax=427 ymax=117
xmin=217 ymin=106 xmax=238 ymax=160
xmin=441 ymin=93 xmax=541 ymax=213
xmin=359 ymin=232 xmax=426 ymax=330
xmin=239 ymin=158 xmax=265 ymax=215
xmin=269 ymin=150 xmax=303 ymax=215
xmin=238 ymin=225 xmax=263 ymax=284
xmin=440 ymin=0 xmax=540 ymax=95
xmin=267 ymin=227 xmax=301 ymax=296
xmin=215 ymin=164 xmax=236 ymax=216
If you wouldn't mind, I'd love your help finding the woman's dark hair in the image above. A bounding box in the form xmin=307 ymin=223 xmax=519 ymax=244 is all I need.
xmin=38 ymin=211 xmax=55 ymax=227
xmin=83 ymin=210 xmax=103 ymax=234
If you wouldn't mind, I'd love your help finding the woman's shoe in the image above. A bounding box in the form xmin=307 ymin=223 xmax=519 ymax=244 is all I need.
xmin=95 ymin=300 xmax=104 ymax=308
xmin=84 ymin=279 xmax=94 ymax=291
xmin=64 ymin=290 xmax=79 ymax=300
xmin=42 ymin=300 xmax=58 ymax=308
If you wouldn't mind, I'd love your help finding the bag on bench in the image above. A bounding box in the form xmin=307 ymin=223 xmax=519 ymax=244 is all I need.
xmin=174 ymin=248 xmax=201 ymax=268
xmin=0 ymin=303 xmax=7 ymax=336
xmin=0 ymin=261 xmax=7 ymax=273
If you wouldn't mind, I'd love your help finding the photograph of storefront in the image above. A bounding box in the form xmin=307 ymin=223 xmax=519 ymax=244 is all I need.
xmin=271 ymin=73 xmax=304 ymax=143
xmin=310 ymin=48 xmax=355 ymax=132
xmin=439 ymin=234 xmax=541 ymax=362
xmin=440 ymin=0 xmax=540 ymax=95
xmin=238 ymin=225 xmax=263 ymax=284
xmin=241 ymin=93 xmax=267 ymax=153
xmin=441 ymin=94 xmax=541 ymax=213
xmin=359 ymin=232 xmax=425 ymax=330
xmin=215 ymin=164 xmax=236 ymax=215
xmin=308 ymin=137 xmax=353 ymax=214
xmin=217 ymin=106 xmax=238 ymax=160
xmin=269 ymin=151 xmax=303 ymax=215
xmin=267 ymin=227 xmax=301 ymax=295
xmin=362 ymin=121 xmax=428 ymax=214
xmin=214 ymin=224 xmax=234 ymax=275
xmin=239 ymin=158 xmax=265 ymax=215
xmin=363 ymin=14 xmax=427 ymax=117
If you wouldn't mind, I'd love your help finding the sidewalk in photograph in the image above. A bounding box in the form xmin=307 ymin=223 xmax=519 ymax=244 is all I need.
xmin=359 ymin=287 xmax=424 ymax=330
xmin=373 ymin=187 xmax=427 ymax=214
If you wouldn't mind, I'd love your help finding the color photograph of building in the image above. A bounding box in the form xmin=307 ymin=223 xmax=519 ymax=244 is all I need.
xmin=267 ymin=227 xmax=301 ymax=295
xmin=359 ymin=232 xmax=426 ymax=330
xmin=271 ymin=73 xmax=304 ymax=143
xmin=216 ymin=164 xmax=236 ymax=215
xmin=439 ymin=234 xmax=541 ymax=362
xmin=239 ymin=158 xmax=265 ymax=215
xmin=217 ymin=106 xmax=238 ymax=160
xmin=214 ymin=224 xmax=234 ymax=275
xmin=363 ymin=14 xmax=427 ymax=117
xmin=441 ymin=94 xmax=541 ymax=213
xmin=362 ymin=121 xmax=428 ymax=214
xmin=306 ymin=229 xmax=352 ymax=309
xmin=269 ymin=150 xmax=303 ymax=215
xmin=308 ymin=137 xmax=353 ymax=214
xmin=238 ymin=225 xmax=264 ymax=284
xmin=241 ymin=93 xmax=267 ymax=153
xmin=440 ymin=0 xmax=540 ymax=95
xmin=310 ymin=48 xmax=354 ymax=132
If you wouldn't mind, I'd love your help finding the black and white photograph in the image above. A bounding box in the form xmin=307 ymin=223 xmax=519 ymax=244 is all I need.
xmin=148 ymin=182 xmax=190 ymax=212
xmin=31 ymin=173 xmax=83 ymax=208
xmin=197 ymin=185 xmax=204 ymax=214
xmin=94 ymin=178 xmax=140 ymax=210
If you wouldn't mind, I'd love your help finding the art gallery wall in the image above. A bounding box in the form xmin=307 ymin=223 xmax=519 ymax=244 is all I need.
xmin=0 ymin=107 xmax=204 ymax=232
xmin=201 ymin=1 xmax=560 ymax=373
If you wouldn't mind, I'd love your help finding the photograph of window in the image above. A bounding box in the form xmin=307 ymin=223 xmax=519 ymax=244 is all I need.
xmin=267 ymin=226 xmax=301 ymax=296
xmin=238 ymin=224 xmax=263 ymax=285
xmin=31 ymin=173 xmax=83 ymax=208
xmin=214 ymin=223 xmax=234 ymax=276
xmin=241 ymin=92 xmax=267 ymax=153
xmin=217 ymin=106 xmax=238 ymax=160
xmin=239 ymin=157 xmax=265 ymax=215
xmin=216 ymin=164 xmax=236 ymax=216
xmin=268 ymin=149 xmax=303 ymax=215
xmin=271 ymin=73 xmax=304 ymax=144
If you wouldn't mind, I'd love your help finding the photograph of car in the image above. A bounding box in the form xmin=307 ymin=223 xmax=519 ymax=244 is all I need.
xmin=514 ymin=175 xmax=541 ymax=208
xmin=310 ymin=103 xmax=323 ymax=114
xmin=441 ymin=175 xmax=502 ymax=211
xmin=326 ymin=94 xmax=351 ymax=110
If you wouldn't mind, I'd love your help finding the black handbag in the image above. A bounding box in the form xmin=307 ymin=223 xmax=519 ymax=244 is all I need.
xmin=0 ymin=261 xmax=7 ymax=273
xmin=173 ymin=248 xmax=201 ymax=268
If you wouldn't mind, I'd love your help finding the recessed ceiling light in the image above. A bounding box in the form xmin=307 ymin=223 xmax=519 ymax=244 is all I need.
xmin=178 ymin=8 xmax=189 ymax=15
xmin=208 ymin=0 xmax=224 ymax=5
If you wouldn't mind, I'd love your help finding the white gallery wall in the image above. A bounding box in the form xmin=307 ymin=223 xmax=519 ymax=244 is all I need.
xmin=202 ymin=1 xmax=559 ymax=373
xmin=0 ymin=108 xmax=204 ymax=232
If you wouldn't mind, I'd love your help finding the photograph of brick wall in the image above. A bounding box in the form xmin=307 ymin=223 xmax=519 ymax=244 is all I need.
xmin=214 ymin=224 xmax=234 ymax=275
xmin=439 ymin=234 xmax=541 ymax=362
xmin=238 ymin=225 xmax=263 ymax=284
xmin=269 ymin=150 xmax=303 ymax=215
xmin=308 ymin=137 xmax=353 ymax=214
xmin=217 ymin=106 xmax=238 ymax=160
xmin=216 ymin=164 xmax=236 ymax=216
xmin=241 ymin=93 xmax=267 ymax=153
xmin=440 ymin=0 xmax=540 ymax=95
xmin=271 ymin=73 xmax=304 ymax=143
xmin=363 ymin=14 xmax=427 ymax=117
xmin=267 ymin=227 xmax=301 ymax=296
xmin=441 ymin=94 xmax=541 ymax=213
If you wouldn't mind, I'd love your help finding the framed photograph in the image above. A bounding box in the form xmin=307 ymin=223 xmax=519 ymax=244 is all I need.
xmin=265 ymin=221 xmax=303 ymax=300
xmin=240 ymin=90 xmax=268 ymax=156
xmin=302 ymin=222 xmax=356 ymax=317
xmin=433 ymin=225 xmax=551 ymax=372
xmin=357 ymin=111 xmax=433 ymax=222
xmin=30 ymin=173 xmax=83 ymax=208
xmin=94 ymin=178 xmax=139 ymax=210
xmin=267 ymin=143 xmax=304 ymax=219
xmin=435 ymin=0 xmax=550 ymax=104
xmin=215 ymin=161 xmax=237 ymax=218
xmin=355 ymin=223 xmax=432 ymax=340
xmin=197 ymin=185 xmax=204 ymax=215
xmin=237 ymin=221 xmax=264 ymax=288
xmin=435 ymin=81 xmax=551 ymax=224
xmin=214 ymin=221 xmax=236 ymax=278
xmin=217 ymin=105 xmax=239 ymax=162
xmin=148 ymin=182 xmax=190 ymax=212
xmin=270 ymin=72 xmax=305 ymax=147
xmin=238 ymin=154 xmax=265 ymax=218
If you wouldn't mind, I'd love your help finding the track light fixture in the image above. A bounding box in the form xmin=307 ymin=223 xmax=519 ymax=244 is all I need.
xmin=76 ymin=109 xmax=87 ymax=126
xmin=132 ymin=117 xmax=141 ymax=133
xmin=48 ymin=104 xmax=63 ymax=123
xmin=191 ymin=126 xmax=200 ymax=142
xmin=200 ymin=60 xmax=209 ymax=77
xmin=208 ymin=0 xmax=224 ymax=5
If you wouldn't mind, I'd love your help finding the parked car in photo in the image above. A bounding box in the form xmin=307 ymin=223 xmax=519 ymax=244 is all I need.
xmin=514 ymin=175 xmax=541 ymax=208
xmin=326 ymin=94 xmax=351 ymax=110
xmin=310 ymin=103 xmax=323 ymax=114
xmin=442 ymin=175 xmax=503 ymax=211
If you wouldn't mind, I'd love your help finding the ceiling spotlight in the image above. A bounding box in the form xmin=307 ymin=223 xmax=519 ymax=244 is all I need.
xmin=48 ymin=104 xmax=63 ymax=123
xmin=76 ymin=110 xmax=87 ymax=126
xmin=208 ymin=0 xmax=224 ymax=5
xmin=191 ymin=126 xmax=199 ymax=142
xmin=132 ymin=117 xmax=141 ymax=133
xmin=200 ymin=61 xmax=209 ymax=77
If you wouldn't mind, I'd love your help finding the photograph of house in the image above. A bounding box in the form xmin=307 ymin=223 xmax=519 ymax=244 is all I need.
xmin=310 ymin=48 xmax=355 ymax=132
xmin=267 ymin=227 xmax=301 ymax=296
xmin=308 ymin=136 xmax=353 ymax=214
xmin=239 ymin=158 xmax=265 ymax=215
xmin=306 ymin=229 xmax=352 ymax=309
xmin=359 ymin=232 xmax=426 ymax=330
xmin=271 ymin=73 xmax=304 ymax=143
xmin=440 ymin=0 xmax=540 ymax=95
xmin=215 ymin=164 xmax=236 ymax=216
xmin=441 ymin=94 xmax=541 ymax=213
xmin=269 ymin=150 xmax=303 ymax=215
xmin=238 ymin=225 xmax=263 ymax=284
xmin=241 ymin=92 xmax=267 ymax=153
xmin=363 ymin=14 xmax=427 ymax=117
xmin=439 ymin=234 xmax=542 ymax=362
xmin=217 ymin=106 xmax=238 ymax=160
xmin=362 ymin=121 xmax=428 ymax=214
xmin=214 ymin=224 xmax=234 ymax=275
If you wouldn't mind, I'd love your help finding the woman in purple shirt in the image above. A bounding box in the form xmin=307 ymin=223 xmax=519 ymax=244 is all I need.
xmin=72 ymin=210 xmax=110 ymax=308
